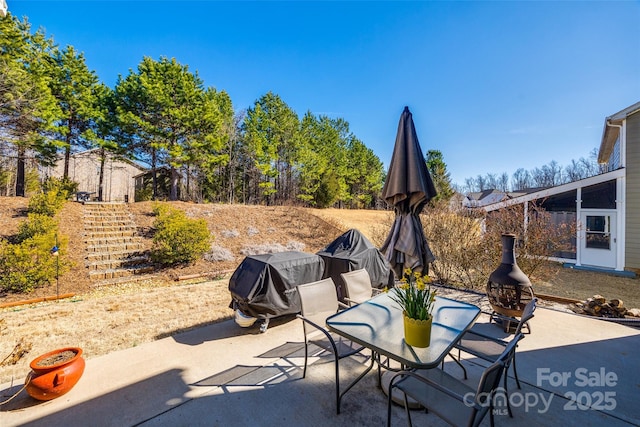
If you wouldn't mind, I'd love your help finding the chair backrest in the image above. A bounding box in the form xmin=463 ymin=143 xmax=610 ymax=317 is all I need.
xmin=473 ymin=334 xmax=521 ymax=406
xmin=499 ymin=332 xmax=524 ymax=371
xmin=514 ymin=298 xmax=537 ymax=335
xmin=297 ymin=278 xmax=339 ymax=327
xmin=466 ymin=359 xmax=504 ymax=427
xmin=340 ymin=269 xmax=373 ymax=304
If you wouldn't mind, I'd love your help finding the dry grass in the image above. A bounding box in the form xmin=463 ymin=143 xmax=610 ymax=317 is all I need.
xmin=1 ymin=198 xmax=639 ymax=385
xmin=0 ymin=279 xmax=233 ymax=384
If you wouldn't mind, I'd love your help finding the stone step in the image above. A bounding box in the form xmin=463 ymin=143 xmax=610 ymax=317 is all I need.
xmin=86 ymin=241 xmax=145 ymax=253
xmin=83 ymin=212 xmax=131 ymax=218
xmin=83 ymin=208 xmax=129 ymax=215
xmin=85 ymin=235 xmax=143 ymax=244
xmin=86 ymin=250 xmax=145 ymax=262
xmin=83 ymin=218 xmax=135 ymax=225
xmin=84 ymin=230 xmax=138 ymax=239
xmin=83 ymin=225 xmax=137 ymax=234
xmin=82 ymin=203 xmax=153 ymax=282
xmin=88 ymin=265 xmax=155 ymax=281
xmin=83 ymin=203 xmax=127 ymax=208
xmin=87 ymin=256 xmax=150 ymax=271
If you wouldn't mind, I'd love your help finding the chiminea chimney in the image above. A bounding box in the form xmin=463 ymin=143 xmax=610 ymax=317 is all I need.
xmin=486 ymin=234 xmax=535 ymax=330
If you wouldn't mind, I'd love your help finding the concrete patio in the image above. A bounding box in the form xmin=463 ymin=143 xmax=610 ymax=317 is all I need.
xmin=2 ymin=291 xmax=639 ymax=427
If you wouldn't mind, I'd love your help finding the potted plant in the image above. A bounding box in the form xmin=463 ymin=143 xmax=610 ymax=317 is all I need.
xmin=390 ymin=269 xmax=437 ymax=347
xmin=26 ymin=347 xmax=85 ymax=401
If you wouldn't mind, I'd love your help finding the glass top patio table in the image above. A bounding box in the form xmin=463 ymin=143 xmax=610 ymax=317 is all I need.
xmin=326 ymin=293 xmax=481 ymax=369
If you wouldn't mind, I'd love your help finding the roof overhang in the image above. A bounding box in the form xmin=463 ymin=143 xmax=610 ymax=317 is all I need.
xmin=482 ymin=168 xmax=625 ymax=212
xmin=598 ymin=101 xmax=640 ymax=163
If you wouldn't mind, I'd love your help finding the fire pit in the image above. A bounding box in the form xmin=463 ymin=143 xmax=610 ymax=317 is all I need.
xmin=486 ymin=234 xmax=535 ymax=332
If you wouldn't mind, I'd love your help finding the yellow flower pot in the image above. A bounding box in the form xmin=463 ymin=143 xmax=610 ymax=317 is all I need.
xmin=403 ymin=313 xmax=432 ymax=348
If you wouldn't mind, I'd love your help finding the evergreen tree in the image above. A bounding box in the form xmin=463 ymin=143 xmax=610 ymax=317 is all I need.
xmin=297 ymin=113 xmax=350 ymax=207
xmin=48 ymin=45 xmax=103 ymax=179
xmin=0 ymin=15 xmax=61 ymax=196
xmin=244 ymin=92 xmax=299 ymax=204
xmin=345 ymin=137 xmax=384 ymax=208
xmin=425 ymin=149 xmax=454 ymax=203
xmin=115 ymin=56 xmax=225 ymax=201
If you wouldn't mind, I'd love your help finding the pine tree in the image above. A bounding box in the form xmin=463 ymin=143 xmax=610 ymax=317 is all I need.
xmin=0 ymin=15 xmax=61 ymax=196
xmin=426 ymin=149 xmax=454 ymax=203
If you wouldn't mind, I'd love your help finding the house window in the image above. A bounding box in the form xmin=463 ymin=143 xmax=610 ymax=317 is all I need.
xmin=585 ymin=215 xmax=610 ymax=250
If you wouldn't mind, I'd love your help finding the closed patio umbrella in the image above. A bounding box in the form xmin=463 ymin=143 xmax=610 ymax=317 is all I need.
xmin=380 ymin=106 xmax=437 ymax=279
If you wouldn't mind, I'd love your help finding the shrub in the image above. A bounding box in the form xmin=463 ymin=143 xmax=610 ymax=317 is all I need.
xmin=150 ymin=205 xmax=211 ymax=265
xmin=28 ymin=177 xmax=72 ymax=216
xmin=482 ymin=202 xmax=575 ymax=282
xmin=0 ymin=232 xmax=69 ymax=293
xmin=0 ymin=198 xmax=70 ymax=293
xmin=368 ymin=211 xmax=395 ymax=248
xmin=16 ymin=214 xmax=58 ymax=243
xmin=135 ymin=187 xmax=153 ymax=202
xmin=25 ymin=168 xmax=41 ymax=195
xmin=422 ymin=206 xmax=490 ymax=289
xmin=422 ymin=202 xmax=575 ymax=290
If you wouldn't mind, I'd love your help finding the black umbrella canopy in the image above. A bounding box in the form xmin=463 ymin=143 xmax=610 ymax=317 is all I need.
xmin=381 ymin=106 xmax=437 ymax=278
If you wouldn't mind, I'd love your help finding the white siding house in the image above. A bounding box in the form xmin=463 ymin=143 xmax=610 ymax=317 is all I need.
xmin=483 ymin=101 xmax=640 ymax=273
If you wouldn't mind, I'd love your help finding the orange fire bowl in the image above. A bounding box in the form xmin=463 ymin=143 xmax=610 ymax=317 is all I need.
xmin=26 ymin=347 xmax=85 ymax=401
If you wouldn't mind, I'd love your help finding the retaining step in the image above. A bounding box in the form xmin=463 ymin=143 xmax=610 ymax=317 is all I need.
xmin=83 ymin=203 xmax=156 ymax=283
xmin=86 ymin=243 xmax=145 ymax=254
xmin=84 ymin=230 xmax=138 ymax=239
xmin=88 ymin=265 xmax=155 ymax=281
xmin=87 ymin=256 xmax=150 ymax=271
xmin=83 ymin=225 xmax=137 ymax=233
xmin=83 ymin=215 xmax=130 ymax=221
xmin=86 ymin=235 xmax=143 ymax=245
xmin=86 ymin=250 xmax=145 ymax=263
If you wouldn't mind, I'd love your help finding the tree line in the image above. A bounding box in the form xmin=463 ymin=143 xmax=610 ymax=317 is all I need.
xmin=460 ymin=149 xmax=602 ymax=193
xmin=0 ymin=14 xmax=385 ymax=208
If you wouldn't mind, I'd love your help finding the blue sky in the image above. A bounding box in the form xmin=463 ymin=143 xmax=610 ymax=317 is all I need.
xmin=6 ymin=1 xmax=640 ymax=187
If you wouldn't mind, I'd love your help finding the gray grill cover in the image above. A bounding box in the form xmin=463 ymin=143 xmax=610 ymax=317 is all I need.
xmin=228 ymin=251 xmax=325 ymax=319
xmin=317 ymin=229 xmax=393 ymax=299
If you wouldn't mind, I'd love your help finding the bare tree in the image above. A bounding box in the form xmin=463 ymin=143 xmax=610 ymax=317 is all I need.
xmin=511 ymin=168 xmax=531 ymax=191
xmin=497 ymin=172 xmax=509 ymax=192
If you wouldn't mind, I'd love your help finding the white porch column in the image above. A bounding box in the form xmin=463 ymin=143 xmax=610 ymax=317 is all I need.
xmin=617 ymin=175 xmax=625 ymax=271
xmin=575 ymin=187 xmax=582 ymax=266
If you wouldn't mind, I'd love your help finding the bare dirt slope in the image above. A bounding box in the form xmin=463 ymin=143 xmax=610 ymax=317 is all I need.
xmin=1 ymin=197 xmax=638 ymax=385
xmin=0 ymin=199 xmax=347 ymax=302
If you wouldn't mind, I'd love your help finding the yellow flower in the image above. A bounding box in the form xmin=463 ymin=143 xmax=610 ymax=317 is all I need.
xmin=389 ymin=268 xmax=437 ymax=321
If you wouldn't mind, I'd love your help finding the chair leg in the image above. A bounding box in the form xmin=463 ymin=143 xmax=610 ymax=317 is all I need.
xmin=377 ymin=353 xmax=383 ymax=388
xmin=387 ymin=382 xmax=393 ymax=427
xmin=448 ymin=352 xmax=468 ymax=380
xmin=503 ymin=367 xmax=513 ymax=418
xmin=489 ymin=399 xmax=495 ymax=427
xmin=512 ymin=353 xmax=521 ymax=389
xmin=335 ymin=356 xmax=341 ymax=414
xmin=403 ymin=393 xmax=413 ymax=427
xmin=302 ymin=340 xmax=308 ymax=378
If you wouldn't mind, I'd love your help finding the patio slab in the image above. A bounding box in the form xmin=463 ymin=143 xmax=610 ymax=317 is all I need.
xmin=1 ymin=296 xmax=639 ymax=427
